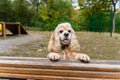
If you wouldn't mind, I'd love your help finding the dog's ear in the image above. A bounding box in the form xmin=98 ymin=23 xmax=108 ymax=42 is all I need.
xmin=68 ymin=30 xmax=80 ymax=52
xmin=48 ymin=30 xmax=61 ymax=53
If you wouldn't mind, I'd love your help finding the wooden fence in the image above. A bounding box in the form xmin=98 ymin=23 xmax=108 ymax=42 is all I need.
xmin=0 ymin=56 xmax=120 ymax=80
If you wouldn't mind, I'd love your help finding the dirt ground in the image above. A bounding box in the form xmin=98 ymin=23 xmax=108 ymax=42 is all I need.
xmin=0 ymin=31 xmax=42 ymax=53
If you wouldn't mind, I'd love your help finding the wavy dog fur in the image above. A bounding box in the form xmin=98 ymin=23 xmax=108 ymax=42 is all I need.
xmin=47 ymin=22 xmax=90 ymax=62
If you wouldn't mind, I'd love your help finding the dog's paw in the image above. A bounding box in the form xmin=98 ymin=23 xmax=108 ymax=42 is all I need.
xmin=75 ymin=53 xmax=90 ymax=63
xmin=47 ymin=53 xmax=60 ymax=62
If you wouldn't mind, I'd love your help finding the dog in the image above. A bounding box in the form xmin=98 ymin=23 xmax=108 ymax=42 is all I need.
xmin=47 ymin=22 xmax=90 ymax=62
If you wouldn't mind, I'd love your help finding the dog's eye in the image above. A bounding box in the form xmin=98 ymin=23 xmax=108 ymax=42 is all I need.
xmin=59 ymin=30 xmax=63 ymax=33
xmin=68 ymin=30 xmax=71 ymax=33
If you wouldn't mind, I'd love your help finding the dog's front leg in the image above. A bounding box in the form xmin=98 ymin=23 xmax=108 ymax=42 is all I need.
xmin=75 ymin=53 xmax=90 ymax=63
xmin=47 ymin=52 xmax=61 ymax=61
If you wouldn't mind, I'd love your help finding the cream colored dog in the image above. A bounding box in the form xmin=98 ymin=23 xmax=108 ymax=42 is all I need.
xmin=47 ymin=22 xmax=90 ymax=62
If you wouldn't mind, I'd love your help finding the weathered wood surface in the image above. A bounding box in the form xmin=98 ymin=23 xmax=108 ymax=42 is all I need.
xmin=0 ymin=22 xmax=28 ymax=38
xmin=0 ymin=56 xmax=120 ymax=80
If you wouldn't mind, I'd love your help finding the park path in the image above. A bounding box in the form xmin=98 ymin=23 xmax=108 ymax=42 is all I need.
xmin=0 ymin=34 xmax=42 ymax=53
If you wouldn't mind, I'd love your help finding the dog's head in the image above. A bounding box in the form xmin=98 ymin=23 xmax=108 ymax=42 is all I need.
xmin=57 ymin=23 xmax=72 ymax=45
xmin=48 ymin=22 xmax=80 ymax=52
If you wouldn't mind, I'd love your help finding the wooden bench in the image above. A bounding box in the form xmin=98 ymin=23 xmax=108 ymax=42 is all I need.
xmin=0 ymin=56 xmax=120 ymax=80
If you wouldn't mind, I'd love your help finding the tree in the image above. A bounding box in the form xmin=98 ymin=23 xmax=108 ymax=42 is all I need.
xmin=0 ymin=0 xmax=12 ymax=21
xmin=38 ymin=0 xmax=74 ymax=30
xmin=29 ymin=0 xmax=41 ymax=13
xmin=78 ymin=0 xmax=111 ymax=32
xmin=111 ymin=0 xmax=119 ymax=33
xmin=115 ymin=12 xmax=120 ymax=33
xmin=12 ymin=0 xmax=33 ymax=25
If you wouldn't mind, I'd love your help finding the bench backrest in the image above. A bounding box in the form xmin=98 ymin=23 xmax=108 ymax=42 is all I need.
xmin=0 ymin=56 xmax=120 ymax=80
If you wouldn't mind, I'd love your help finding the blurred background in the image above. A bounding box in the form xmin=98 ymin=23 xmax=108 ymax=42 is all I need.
xmin=0 ymin=0 xmax=120 ymax=59
xmin=0 ymin=0 xmax=120 ymax=33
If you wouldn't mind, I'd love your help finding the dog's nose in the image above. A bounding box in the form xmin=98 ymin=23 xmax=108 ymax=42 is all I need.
xmin=64 ymin=33 xmax=69 ymax=37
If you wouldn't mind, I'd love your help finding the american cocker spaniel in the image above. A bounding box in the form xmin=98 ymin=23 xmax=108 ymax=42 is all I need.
xmin=47 ymin=22 xmax=90 ymax=63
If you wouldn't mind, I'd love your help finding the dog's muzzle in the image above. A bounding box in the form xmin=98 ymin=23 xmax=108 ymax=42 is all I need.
xmin=60 ymin=38 xmax=70 ymax=45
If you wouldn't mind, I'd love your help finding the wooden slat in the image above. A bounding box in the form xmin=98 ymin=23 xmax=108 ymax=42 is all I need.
xmin=1 ymin=22 xmax=6 ymax=38
xmin=0 ymin=67 xmax=120 ymax=79
xmin=18 ymin=24 xmax=21 ymax=35
xmin=0 ymin=56 xmax=120 ymax=79
xmin=0 ymin=73 xmax=113 ymax=80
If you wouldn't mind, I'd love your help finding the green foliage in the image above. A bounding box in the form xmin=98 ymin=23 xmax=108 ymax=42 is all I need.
xmin=12 ymin=0 xmax=35 ymax=25
xmin=116 ymin=12 xmax=120 ymax=33
xmin=0 ymin=0 xmax=12 ymax=21
xmin=38 ymin=0 xmax=75 ymax=31
xmin=79 ymin=0 xmax=112 ymax=32
xmin=0 ymin=0 xmax=120 ymax=32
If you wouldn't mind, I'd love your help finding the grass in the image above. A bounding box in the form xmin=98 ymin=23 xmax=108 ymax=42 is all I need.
xmin=1 ymin=31 xmax=120 ymax=60
xmin=76 ymin=32 xmax=120 ymax=60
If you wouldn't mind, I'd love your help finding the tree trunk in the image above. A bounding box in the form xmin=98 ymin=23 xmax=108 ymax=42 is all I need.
xmin=111 ymin=0 xmax=118 ymax=33
xmin=112 ymin=4 xmax=116 ymax=33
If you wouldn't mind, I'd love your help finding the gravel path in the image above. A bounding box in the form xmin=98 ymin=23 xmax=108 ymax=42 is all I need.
xmin=0 ymin=34 xmax=42 ymax=53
